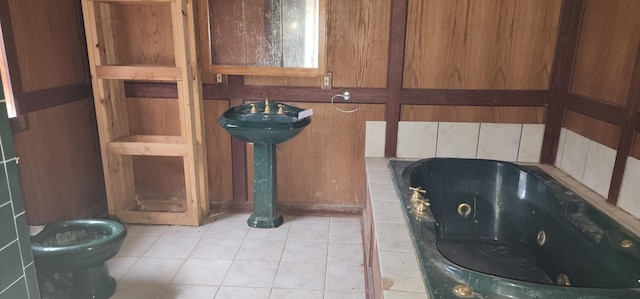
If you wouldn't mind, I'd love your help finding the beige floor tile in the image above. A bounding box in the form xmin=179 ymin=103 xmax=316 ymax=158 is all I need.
xmin=160 ymin=285 xmax=217 ymax=299
xmin=235 ymin=238 xmax=286 ymax=262
xmin=120 ymin=257 xmax=185 ymax=284
xmin=144 ymin=236 xmax=201 ymax=258
xmin=171 ymin=259 xmax=232 ymax=285
xmin=111 ymin=283 xmax=166 ymax=299
xmin=273 ymin=262 xmax=326 ymax=290
xmin=214 ymin=286 xmax=271 ymax=299
xmin=222 ymin=260 xmax=279 ymax=288
xmin=189 ymin=238 xmax=243 ymax=260
xmin=281 ymin=240 xmax=328 ymax=264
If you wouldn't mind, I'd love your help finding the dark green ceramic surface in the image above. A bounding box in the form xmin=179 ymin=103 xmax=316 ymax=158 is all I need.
xmin=31 ymin=219 xmax=126 ymax=299
xmin=217 ymin=101 xmax=311 ymax=144
xmin=390 ymin=158 xmax=640 ymax=299
xmin=218 ymin=101 xmax=310 ymax=228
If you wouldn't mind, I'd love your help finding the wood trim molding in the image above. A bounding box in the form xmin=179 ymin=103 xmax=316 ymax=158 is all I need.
xmin=399 ymin=89 xmax=549 ymax=106
xmin=383 ymin=0 xmax=408 ymax=157
xmin=540 ymin=0 xmax=586 ymax=164
xmin=0 ymin=0 xmax=91 ymax=115
xmin=20 ymin=83 xmax=92 ymax=113
xmin=564 ymin=94 xmax=626 ymax=126
xmin=608 ymin=39 xmax=640 ymax=204
xmin=126 ymin=81 xmax=555 ymax=107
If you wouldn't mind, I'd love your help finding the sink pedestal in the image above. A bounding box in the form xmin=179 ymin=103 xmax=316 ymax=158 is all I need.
xmin=247 ymin=143 xmax=283 ymax=228
xmin=217 ymin=100 xmax=311 ymax=229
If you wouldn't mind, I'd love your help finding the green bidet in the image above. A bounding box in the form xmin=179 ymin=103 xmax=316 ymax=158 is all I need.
xmin=31 ymin=219 xmax=126 ymax=299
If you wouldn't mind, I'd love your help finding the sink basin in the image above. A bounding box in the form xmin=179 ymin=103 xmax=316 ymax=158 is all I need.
xmin=218 ymin=101 xmax=311 ymax=144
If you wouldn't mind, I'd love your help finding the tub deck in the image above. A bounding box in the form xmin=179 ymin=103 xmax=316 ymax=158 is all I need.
xmin=364 ymin=158 xmax=640 ymax=299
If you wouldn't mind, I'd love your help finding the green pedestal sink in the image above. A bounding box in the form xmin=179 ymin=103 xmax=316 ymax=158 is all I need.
xmin=218 ymin=101 xmax=311 ymax=228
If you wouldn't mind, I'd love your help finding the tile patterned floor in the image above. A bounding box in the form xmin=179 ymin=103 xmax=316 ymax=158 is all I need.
xmin=107 ymin=213 xmax=366 ymax=299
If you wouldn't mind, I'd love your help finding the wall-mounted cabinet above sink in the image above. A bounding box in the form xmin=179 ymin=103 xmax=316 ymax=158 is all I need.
xmin=199 ymin=0 xmax=327 ymax=78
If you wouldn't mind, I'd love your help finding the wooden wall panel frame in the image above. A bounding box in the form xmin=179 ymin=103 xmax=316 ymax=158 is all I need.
xmin=0 ymin=0 xmax=91 ymax=116
xmin=540 ymin=0 xmax=585 ymax=164
xmin=607 ymin=40 xmax=640 ymax=204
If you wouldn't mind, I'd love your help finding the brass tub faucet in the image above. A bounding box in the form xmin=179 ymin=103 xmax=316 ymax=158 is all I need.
xmin=409 ymin=186 xmax=430 ymax=215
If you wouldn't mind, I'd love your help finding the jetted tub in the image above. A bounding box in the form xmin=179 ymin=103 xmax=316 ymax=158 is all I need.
xmin=390 ymin=158 xmax=640 ymax=299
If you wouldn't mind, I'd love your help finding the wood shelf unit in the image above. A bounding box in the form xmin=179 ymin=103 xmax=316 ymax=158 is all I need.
xmin=81 ymin=0 xmax=209 ymax=226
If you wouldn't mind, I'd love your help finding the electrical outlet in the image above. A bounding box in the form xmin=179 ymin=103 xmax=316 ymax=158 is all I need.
xmin=321 ymin=72 xmax=332 ymax=89
xmin=216 ymin=74 xmax=223 ymax=84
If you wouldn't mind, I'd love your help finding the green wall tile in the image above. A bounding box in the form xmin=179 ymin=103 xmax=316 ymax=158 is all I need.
xmin=0 ymin=277 xmax=27 ymax=299
xmin=0 ymin=163 xmax=9 ymax=206
xmin=0 ymin=102 xmax=15 ymax=160
xmin=0 ymin=204 xmax=17 ymax=248
xmin=6 ymin=161 xmax=24 ymax=215
xmin=16 ymin=214 xmax=34 ymax=265
xmin=25 ymin=264 xmax=39 ymax=299
xmin=0 ymin=243 xmax=23 ymax=292
xmin=0 ymin=67 xmax=39 ymax=299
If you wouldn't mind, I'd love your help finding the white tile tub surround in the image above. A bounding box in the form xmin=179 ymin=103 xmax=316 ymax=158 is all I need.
xmin=583 ymin=141 xmax=616 ymax=197
xmin=366 ymin=121 xmax=387 ymax=157
xmin=365 ymin=158 xmax=640 ymax=299
xmin=556 ymin=128 xmax=618 ymax=198
xmin=477 ymin=123 xmax=522 ymax=161
xmin=518 ymin=124 xmax=546 ymax=163
xmin=618 ymin=156 xmax=640 ymax=218
xmin=559 ymin=129 xmax=590 ymax=180
xmin=396 ymin=121 xmax=438 ymax=158
xmin=436 ymin=122 xmax=480 ymax=158
xmin=394 ymin=121 xmax=545 ymax=162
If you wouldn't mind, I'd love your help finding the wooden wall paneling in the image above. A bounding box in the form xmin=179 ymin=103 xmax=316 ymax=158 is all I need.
xmin=132 ymin=156 xmax=185 ymax=201
xmin=563 ymin=110 xmax=621 ymax=149
xmin=204 ymin=100 xmax=233 ymax=204
xmin=126 ymin=97 xmax=183 ymax=201
xmin=109 ymin=2 xmax=175 ymax=65
xmin=571 ymin=0 xmax=640 ymax=106
xmin=6 ymin=0 xmax=86 ymax=92
xmin=13 ymin=100 xmax=106 ymax=224
xmin=127 ymin=97 xmax=181 ymax=135
xmin=246 ymin=103 xmax=385 ymax=211
xmin=401 ymin=105 xmax=545 ymax=124
xmin=403 ymin=0 xmax=561 ymax=90
xmin=327 ymin=0 xmax=390 ymax=88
